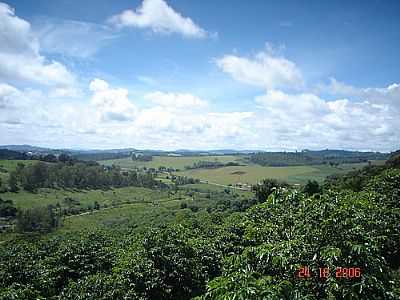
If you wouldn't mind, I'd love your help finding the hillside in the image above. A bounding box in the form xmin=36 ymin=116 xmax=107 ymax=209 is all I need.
xmin=0 ymin=151 xmax=398 ymax=298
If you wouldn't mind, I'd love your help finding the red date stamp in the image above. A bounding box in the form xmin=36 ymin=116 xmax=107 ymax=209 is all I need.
xmin=297 ymin=266 xmax=361 ymax=279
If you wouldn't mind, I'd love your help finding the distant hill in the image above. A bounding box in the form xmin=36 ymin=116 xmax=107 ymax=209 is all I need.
xmin=0 ymin=149 xmax=29 ymax=160
xmin=0 ymin=145 xmax=53 ymax=153
xmin=0 ymin=145 xmax=391 ymax=164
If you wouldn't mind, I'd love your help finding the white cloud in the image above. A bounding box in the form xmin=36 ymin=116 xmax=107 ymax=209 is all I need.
xmin=1 ymin=76 xmax=398 ymax=152
xmin=0 ymin=2 xmax=75 ymax=87
xmin=216 ymin=48 xmax=303 ymax=90
xmin=254 ymin=89 xmax=398 ymax=151
xmin=144 ymin=91 xmax=208 ymax=109
xmin=0 ymin=84 xmax=50 ymax=127
xmin=108 ymin=0 xmax=208 ymax=38
xmin=89 ymin=78 xmax=137 ymax=122
xmin=324 ymin=78 xmax=400 ymax=110
xmin=0 ymin=78 xmax=255 ymax=150
xmin=0 ymin=83 xmax=20 ymax=109
xmin=35 ymin=19 xmax=116 ymax=58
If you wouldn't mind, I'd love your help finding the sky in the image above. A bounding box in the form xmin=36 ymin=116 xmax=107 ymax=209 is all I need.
xmin=0 ymin=0 xmax=399 ymax=151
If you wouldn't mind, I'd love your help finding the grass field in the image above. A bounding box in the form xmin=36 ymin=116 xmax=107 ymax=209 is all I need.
xmin=101 ymin=155 xmax=244 ymax=170
xmin=177 ymin=165 xmax=318 ymax=185
xmin=100 ymin=156 xmax=379 ymax=185
xmin=177 ymin=162 xmax=373 ymax=185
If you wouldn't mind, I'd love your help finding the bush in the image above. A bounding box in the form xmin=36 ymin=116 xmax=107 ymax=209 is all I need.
xmin=0 ymin=198 xmax=17 ymax=218
xmin=16 ymin=206 xmax=60 ymax=233
xmin=302 ymin=179 xmax=321 ymax=196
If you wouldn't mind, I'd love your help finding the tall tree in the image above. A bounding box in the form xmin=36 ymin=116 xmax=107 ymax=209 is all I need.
xmin=8 ymin=171 xmax=19 ymax=192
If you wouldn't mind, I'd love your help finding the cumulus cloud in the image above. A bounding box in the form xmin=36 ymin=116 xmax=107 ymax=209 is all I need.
xmin=254 ymin=89 xmax=398 ymax=151
xmin=0 ymin=84 xmax=50 ymax=128
xmin=144 ymin=91 xmax=208 ymax=109
xmin=89 ymin=78 xmax=137 ymax=122
xmin=108 ymin=0 xmax=208 ymax=38
xmin=216 ymin=48 xmax=303 ymax=90
xmin=0 ymin=77 xmax=255 ymax=149
xmin=0 ymin=2 xmax=75 ymax=88
xmin=2 ymin=75 xmax=398 ymax=152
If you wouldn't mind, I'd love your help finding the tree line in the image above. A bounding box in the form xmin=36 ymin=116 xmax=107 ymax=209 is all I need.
xmin=184 ymin=160 xmax=242 ymax=170
xmin=249 ymin=149 xmax=389 ymax=167
xmin=8 ymin=160 xmax=159 ymax=192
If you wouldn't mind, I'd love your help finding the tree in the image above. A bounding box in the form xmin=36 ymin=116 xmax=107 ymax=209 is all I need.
xmin=94 ymin=201 xmax=100 ymax=210
xmin=303 ymin=180 xmax=321 ymax=196
xmin=16 ymin=206 xmax=60 ymax=233
xmin=0 ymin=197 xmax=17 ymax=217
xmin=8 ymin=171 xmax=19 ymax=192
xmin=42 ymin=154 xmax=57 ymax=162
xmin=252 ymin=179 xmax=287 ymax=203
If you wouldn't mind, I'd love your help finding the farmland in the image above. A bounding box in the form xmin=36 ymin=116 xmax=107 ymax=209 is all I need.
xmin=1 ymin=153 xmax=398 ymax=299
xmin=99 ymin=156 xmax=374 ymax=185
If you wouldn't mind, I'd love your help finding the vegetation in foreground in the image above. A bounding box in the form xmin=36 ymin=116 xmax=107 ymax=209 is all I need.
xmin=0 ymin=151 xmax=399 ymax=299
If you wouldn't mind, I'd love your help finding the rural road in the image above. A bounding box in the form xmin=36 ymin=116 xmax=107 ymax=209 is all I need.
xmin=198 ymin=180 xmax=251 ymax=191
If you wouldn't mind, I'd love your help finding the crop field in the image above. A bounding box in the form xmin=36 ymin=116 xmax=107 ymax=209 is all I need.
xmin=0 ymin=184 xmax=202 ymax=241
xmin=1 ymin=186 xmax=170 ymax=210
xmin=57 ymin=197 xmax=189 ymax=235
xmin=101 ymin=155 xmax=244 ymax=170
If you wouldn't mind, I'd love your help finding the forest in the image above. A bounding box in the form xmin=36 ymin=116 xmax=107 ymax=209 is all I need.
xmin=249 ymin=150 xmax=389 ymax=167
xmin=0 ymin=151 xmax=398 ymax=299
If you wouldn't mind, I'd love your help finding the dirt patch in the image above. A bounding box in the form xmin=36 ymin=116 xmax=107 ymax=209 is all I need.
xmin=230 ymin=171 xmax=247 ymax=175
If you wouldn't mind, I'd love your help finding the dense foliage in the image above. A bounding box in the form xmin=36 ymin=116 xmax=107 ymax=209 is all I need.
xmin=9 ymin=161 xmax=158 ymax=192
xmin=0 ymin=149 xmax=28 ymax=160
xmin=0 ymin=198 xmax=17 ymax=218
xmin=0 ymin=155 xmax=399 ymax=299
xmin=184 ymin=161 xmax=242 ymax=170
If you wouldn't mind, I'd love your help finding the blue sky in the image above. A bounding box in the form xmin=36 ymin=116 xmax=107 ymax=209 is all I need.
xmin=0 ymin=0 xmax=399 ymax=151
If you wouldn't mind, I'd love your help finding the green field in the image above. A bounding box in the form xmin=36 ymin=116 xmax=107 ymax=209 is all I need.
xmin=0 ymin=157 xmax=379 ymax=241
xmin=1 ymin=186 xmax=170 ymax=210
xmin=99 ymin=156 xmax=377 ymax=185
xmin=177 ymin=162 xmax=372 ymax=185
xmin=57 ymin=195 xmax=187 ymax=235
xmin=101 ymin=155 xmax=243 ymax=170
xmin=177 ymin=165 xmax=316 ymax=185
xmin=0 ymin=184 xmax=203 ymax=241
